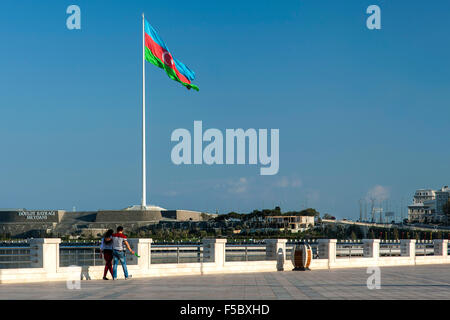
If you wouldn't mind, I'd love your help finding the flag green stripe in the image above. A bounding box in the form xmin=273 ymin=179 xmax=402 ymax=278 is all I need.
xmin=145 ymin=47 xmax=199 ymax=91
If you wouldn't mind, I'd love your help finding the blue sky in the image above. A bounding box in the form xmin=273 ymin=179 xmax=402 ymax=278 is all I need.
xmin=0 ymin=1 xmax=449 ymax=219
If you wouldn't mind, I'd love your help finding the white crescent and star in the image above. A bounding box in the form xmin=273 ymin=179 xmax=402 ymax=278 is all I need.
xmin=162 ymin=51 xmax=174 ymax=67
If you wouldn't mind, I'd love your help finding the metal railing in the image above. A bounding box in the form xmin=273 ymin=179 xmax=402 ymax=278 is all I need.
xmin=224 ymin=241 xmax=321 ymax=262
xmin=53 ymin=241 xmax=450 ymax=266
xmin=225 ymin=244 xmax=266 ymax=262
xmin=379 ymin=241 xmax=401 ymax=256
xmin=0 ymin=245 xmax=36 ymax=269
xmin=60 ymin=245 xmax=102 ymax=267
xmin=336 ymin=241 xmax=364 ymax=258
xmin=415 ymin=241 xmax=435 ymax=256
xmin=59 ymin=244 xmax=139 ymax=267
xmin=2 ymin=239 xmax=449 ymax=269
xmin=151 ymin=245 xmax=203 ymax=264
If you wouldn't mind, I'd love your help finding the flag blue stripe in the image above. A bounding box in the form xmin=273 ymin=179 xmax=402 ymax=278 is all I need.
xmin=144 ymin=19 xmax=196 ymax=81
xmin=144 ymin=20 xmax=169 ymax=51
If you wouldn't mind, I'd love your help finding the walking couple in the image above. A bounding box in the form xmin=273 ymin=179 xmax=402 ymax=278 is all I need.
xmin=99 ymin=226 xmax=135 ymax=280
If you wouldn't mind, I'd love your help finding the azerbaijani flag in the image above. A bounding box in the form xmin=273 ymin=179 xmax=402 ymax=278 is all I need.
xmin=144 ymin=19 xmax=199 ymax=91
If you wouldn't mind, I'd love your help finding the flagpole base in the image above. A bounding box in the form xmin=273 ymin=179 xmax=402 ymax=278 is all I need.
xmin=125 ymin=204 xmax=167 ymax=211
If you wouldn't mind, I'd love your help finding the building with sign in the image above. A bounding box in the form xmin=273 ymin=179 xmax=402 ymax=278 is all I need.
xmin=0 ymin=208 xmax=216 ymax=238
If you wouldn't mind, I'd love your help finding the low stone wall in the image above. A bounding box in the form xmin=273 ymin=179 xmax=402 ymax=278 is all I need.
xmin=95 ymin=210 xmax=203 ymax=223
xmin=68 ymin=261 xmax=285 ymax=281
xmin=173 ymin=210 xmax=203 ymax=221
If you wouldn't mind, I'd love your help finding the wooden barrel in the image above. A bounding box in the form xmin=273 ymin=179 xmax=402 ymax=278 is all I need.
xmin=292 ymin=243 xmax=312 ymax=271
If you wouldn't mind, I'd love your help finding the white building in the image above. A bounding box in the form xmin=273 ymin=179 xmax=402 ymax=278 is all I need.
xmin=265 ymin=215 xmax=315 ymax=233
xmin=408 ymin=186 xmax=449 ymax=223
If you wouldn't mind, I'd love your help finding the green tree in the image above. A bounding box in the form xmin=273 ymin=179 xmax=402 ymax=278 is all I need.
xmin=299 ymin=208 xmax=320 ymax=217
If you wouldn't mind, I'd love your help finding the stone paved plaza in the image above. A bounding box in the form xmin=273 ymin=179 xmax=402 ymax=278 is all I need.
xmin=1 ymin=265 xmax=450 ymax=299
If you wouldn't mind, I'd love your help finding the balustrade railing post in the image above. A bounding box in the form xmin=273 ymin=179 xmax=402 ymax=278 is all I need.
xmin=433 ymin=239 xmax=448 ymax=257
xmin=29 ymin=238 xmax=61 ymax=274
xmin=400 ymin=239 xmax=416 ymax=264
xmin=265 ymin=239 xmax=287 ymax=261
xmin=318 ymin=239 xmax=337 ymax=268
xmin=202 ymin=239 xmax=227 ymax=267
xmin=362 ymin=239 xmax=380 ymax=259
xmin=127 ymin=238 xmax=152 ymax=270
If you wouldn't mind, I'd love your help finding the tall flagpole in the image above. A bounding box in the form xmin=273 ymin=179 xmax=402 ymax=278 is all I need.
xmin=141 ymin=13 xmax=147 ymax=208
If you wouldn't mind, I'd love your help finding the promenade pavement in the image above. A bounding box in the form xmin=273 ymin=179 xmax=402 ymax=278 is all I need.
xmin=1 ymin=264 xmax=450 ymax=299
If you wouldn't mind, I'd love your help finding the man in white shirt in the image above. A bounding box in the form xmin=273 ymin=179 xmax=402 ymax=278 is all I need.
xmin=112 ymin=226 xmax=135 ymax=280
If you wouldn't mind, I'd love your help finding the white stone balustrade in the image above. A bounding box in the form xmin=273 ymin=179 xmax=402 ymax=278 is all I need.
xmin=2 ymin=237 xmax=450 ymax=284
